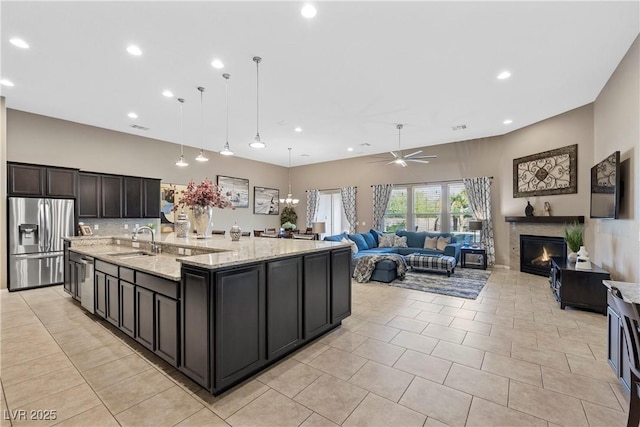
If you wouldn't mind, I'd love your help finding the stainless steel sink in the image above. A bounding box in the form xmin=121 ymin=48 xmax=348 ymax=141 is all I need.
xmin=107 ymin=251 xmax=154 ymax=259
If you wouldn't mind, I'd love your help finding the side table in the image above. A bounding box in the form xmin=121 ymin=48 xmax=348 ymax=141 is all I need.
xmin=461 ymin=246 xmax=487 ymax=270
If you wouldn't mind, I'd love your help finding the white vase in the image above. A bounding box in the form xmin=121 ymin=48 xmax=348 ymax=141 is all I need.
xmin=192 ymin=206 xmax=213 ymax=239
xmin=567 ymin=251 xmax=578 ymax=263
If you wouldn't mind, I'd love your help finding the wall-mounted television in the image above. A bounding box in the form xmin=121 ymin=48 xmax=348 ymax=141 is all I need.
xmin=590 ymin=151 xmax=620 ymax=219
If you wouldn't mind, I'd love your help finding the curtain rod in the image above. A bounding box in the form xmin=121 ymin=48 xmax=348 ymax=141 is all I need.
xmin=370 ymin=176 xmax=493 ymax=187
xmin=305 ymin=188 xmax=341 ymax=192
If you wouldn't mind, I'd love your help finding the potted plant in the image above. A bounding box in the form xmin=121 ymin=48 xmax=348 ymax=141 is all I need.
xmin=564 ymin=222 xmax=584 ymax=263
xmin=281 ymin=206 xmax=298 ymax=227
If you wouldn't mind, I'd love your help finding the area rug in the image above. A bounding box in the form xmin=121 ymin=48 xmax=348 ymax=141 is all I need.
xmin=384 ymin=268 xmax=491 ymax=299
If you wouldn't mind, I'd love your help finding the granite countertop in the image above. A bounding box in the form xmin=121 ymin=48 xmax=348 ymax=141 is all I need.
xmin=603 ymin=280 xmax=640 ymax=304
xmin=66 ymin=233 xmax=349 ymax=281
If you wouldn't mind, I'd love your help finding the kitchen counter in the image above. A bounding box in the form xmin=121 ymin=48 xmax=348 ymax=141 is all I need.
xmin=603 ymin=280 xmax=640 ymax=304
xmin=65 ymin=234 xmax=349 ymax=281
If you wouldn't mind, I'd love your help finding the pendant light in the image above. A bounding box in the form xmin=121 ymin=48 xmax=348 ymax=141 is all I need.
xmin=249 ymin=56 xmax=266 ymax=149
xmin=279 ymin=148 xmax=299 ymax=206
xmin=220 ymin=73 xmax=234 ymax=156
xmin=195 ymin=87 xmax=209 ymax=162
xmin=175 ymin=98 xmax=188 ymax=167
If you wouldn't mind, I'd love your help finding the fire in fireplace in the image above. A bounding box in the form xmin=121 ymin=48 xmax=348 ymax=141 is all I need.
xmin=520 ymin=235 xmax=567 ymax=276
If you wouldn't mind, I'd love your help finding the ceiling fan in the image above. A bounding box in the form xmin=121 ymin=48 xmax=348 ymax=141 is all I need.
xmin=370 ymin=124 xmax=437 ymax=167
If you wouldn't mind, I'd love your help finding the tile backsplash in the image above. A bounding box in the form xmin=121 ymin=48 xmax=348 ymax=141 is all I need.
xmin=78 ymin=218 xmax=161 ymax=237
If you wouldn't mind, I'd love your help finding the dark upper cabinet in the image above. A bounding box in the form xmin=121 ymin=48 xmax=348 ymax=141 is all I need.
xmin=46 ymin=167 xmax=77 ymax=197
xmin=101 ymin=175 xmax=122 ymax=218
xmin=123 ymin=177 xmax=143 ymax=218
xmin=143 ymin=179 xmax=161 ymax=218
xmin=8 ymin=163 xmax=77 ymax=197
xmin=8 ymin=164 xmax=44 ymax=196
xmin=78 ymin=173 xmax=101 ymax=218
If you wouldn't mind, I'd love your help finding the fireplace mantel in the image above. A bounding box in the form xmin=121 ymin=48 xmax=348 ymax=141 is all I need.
xmin=504 ymin=216 xmax=584 ymax=224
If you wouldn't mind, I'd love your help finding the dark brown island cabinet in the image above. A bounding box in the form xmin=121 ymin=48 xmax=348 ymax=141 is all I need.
xmin=550 ymin=257 xmax=610 ymax=314
xmin=180 ymin=247 xmax=352 ymax=394
xmin=64 ymin=245 xmax=352 ymax=395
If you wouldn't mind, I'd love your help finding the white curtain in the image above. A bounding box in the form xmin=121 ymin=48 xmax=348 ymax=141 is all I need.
xmin=306 ymin=189 xmax=320 ymax=228
xmin=372 ymin=184 xmax=393 ymax=230
xmin=340 ymin=186 xmax=357 ymax=234
xmin=464 ymin=177 xmax=495 ymax=266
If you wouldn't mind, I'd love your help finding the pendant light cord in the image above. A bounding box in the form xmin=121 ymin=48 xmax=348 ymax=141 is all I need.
xmin=288 ymin=147 xmax=292 ymax=194
xmin=225 ymin=76 xmax=229 ymax=143
xmin=254 ymin=57 xmax=261 ymax=136
xmin=200 ymin=88 xmax=204 ymax=151
xmin=179 ymin=98 xmax=185 ymax=156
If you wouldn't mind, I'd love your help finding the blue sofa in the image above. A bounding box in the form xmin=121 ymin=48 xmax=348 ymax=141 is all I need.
xmin=325 ymin=229 xmax=462 ymax=282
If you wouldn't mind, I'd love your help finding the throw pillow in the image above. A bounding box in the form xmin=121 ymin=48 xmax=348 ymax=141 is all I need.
xmin=361 ymin=232 xmax=377 ymax=249
xmin=436 ymin=236 xmax=451 ymax=251
xmin=378 ymin=233 xmax=395 ymax=248
xmin=348 ymin=233 xmax=369 ymax=251
xmin=341 ymin=237 xmax=358 ymax=254
xmin=369 ymin=229 xmax=382 ymax=246
xmin=393 ymin=235 xmax=408 ymax=248
xmin=424 ymin=236 xmax=438 ymax=249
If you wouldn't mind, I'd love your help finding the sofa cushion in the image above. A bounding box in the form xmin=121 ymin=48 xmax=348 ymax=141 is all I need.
xmin=424 ymin=236 xmax=438 ymax=249
xmin=324 ymin=233 xmax=348 ymax=242
xmin=348 ymin=233 xmax=369 ymax=251
xmin=340 ymin=237 xmax=358 ymax=254
xmin=436 ymin=236 xmax=451 ymax=251
xmin=397 ymin=230 xmax=427 ymax=248
xmin=361 ymin=232 xmax=377 ymax=249
xmin=353 ymin=247 xmax=397 ymax=258
xmin=393 ymin=235 xmax=408 ymax=248
xmin=369 ymin=229 xmax=382 ymax=245
xmin=378 ymin=233 xmax=396 ymax=248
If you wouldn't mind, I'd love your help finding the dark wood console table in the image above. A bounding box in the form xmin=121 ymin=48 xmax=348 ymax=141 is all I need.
xmin=550 ymin=257 xmax=610 ymax=314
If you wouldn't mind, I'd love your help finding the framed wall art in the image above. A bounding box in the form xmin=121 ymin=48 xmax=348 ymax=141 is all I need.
xmin=513 ymin=144 xmax=578 ymax=198
xmin=217 ymin=175 xmax=249 ymax=208
xmin=253 ymin=187 xmax=279 ymax=215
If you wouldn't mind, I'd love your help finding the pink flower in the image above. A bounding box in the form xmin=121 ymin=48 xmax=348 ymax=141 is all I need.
xmin=171 ymin=179 xmax=234 ymax=212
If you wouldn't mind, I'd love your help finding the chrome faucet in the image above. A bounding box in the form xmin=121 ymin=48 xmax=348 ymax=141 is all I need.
xmin=132 ymin=225 xmax=160 ymax=253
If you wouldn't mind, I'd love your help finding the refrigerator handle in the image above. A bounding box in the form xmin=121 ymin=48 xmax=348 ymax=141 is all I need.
xmin=38 ymin=199 xmax=46 ymax=252
xmin=44 ymin=199 xmax=51 ymax=252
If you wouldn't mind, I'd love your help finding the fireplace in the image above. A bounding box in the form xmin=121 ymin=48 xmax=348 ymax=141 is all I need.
xmin=519 ymin=235 xmax=567 ymax=276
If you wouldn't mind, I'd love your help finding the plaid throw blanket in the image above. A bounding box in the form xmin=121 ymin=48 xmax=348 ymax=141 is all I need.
xmin=354 ymin=254 xmax=408 ymax=283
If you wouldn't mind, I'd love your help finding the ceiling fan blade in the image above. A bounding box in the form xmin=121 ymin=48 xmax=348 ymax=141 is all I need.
xmin=407 ymin=159 xmax=430 ymax=164
xmin=410 ymin=155 xmax=438 ymax=159
xmin=404 ymin=150 xmax=423 ymax=158
xmin=386 ymin=160 xmax=397 ymax=165
xmin=390 ymin=151 xmax=398 ymax=158
xmin=367 ymin=159 xmax=394 ymax=163
xmin=400 ymin=160 xmax=408 ymax=167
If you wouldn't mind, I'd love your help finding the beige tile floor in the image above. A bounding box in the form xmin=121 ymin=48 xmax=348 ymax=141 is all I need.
xmin=0 ymin=269 xmax=630 ymax=426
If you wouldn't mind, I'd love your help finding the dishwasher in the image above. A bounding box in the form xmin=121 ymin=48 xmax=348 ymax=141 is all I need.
xmin=79 ymin=256 xmax=95 ymax=314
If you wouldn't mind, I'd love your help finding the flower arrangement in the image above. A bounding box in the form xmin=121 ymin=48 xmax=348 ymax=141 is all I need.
xmin=171 ymin=179 xmax=233 ymax=211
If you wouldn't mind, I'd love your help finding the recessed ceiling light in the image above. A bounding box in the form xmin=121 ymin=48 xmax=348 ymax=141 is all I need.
xmin=294 ymin=127 xmax=302 ymax=132
xmin=126 ymin=45 xmax=142 ymax=56
xmin=128 ymin=112 xmax=138 ymax=119
xmin=301 ymin=4 xmax=317 ymax=18
xmin=211 ymin=59 xmax=224 ymax=69
xmin=497 ymin=71 xmax=511 ymax=80
xmin=503 ymin=119 xmax=513 ymax=124
xmin=10 ymin=38 xmax=29 ymax=49
xmin=162 ymin=90 xmax=174 ymax=98
xmin=347 ymin=147 xmax=354 ymax=152
xmin=0 ymin=79 xmax=15 ymax=87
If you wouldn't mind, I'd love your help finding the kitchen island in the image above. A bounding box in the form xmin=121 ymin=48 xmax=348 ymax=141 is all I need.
xmin=64 ymin=234 xmax=352 ymax=395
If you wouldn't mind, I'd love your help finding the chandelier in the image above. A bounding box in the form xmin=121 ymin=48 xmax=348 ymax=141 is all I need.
xmin=279 ymin=148 xmax=299 ymax=206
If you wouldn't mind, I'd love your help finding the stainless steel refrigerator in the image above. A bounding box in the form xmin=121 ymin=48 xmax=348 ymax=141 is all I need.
xmin=8 ymin=197 xmax=75 ymax=290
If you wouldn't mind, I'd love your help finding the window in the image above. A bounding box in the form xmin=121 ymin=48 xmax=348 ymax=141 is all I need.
xmin=382 ymin=187 xmax=407 ymax=232
xmin=414 ymin=185 xmax=441 ymax=231
xmin=380 ymin=181 xmax=475 ymax=235
xmin=316 ymin=191 xmax=349 ymax=235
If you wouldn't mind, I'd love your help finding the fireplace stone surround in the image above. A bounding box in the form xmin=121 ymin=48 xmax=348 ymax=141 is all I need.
xmin=505 ymin=216 xmax=584 ymax=272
